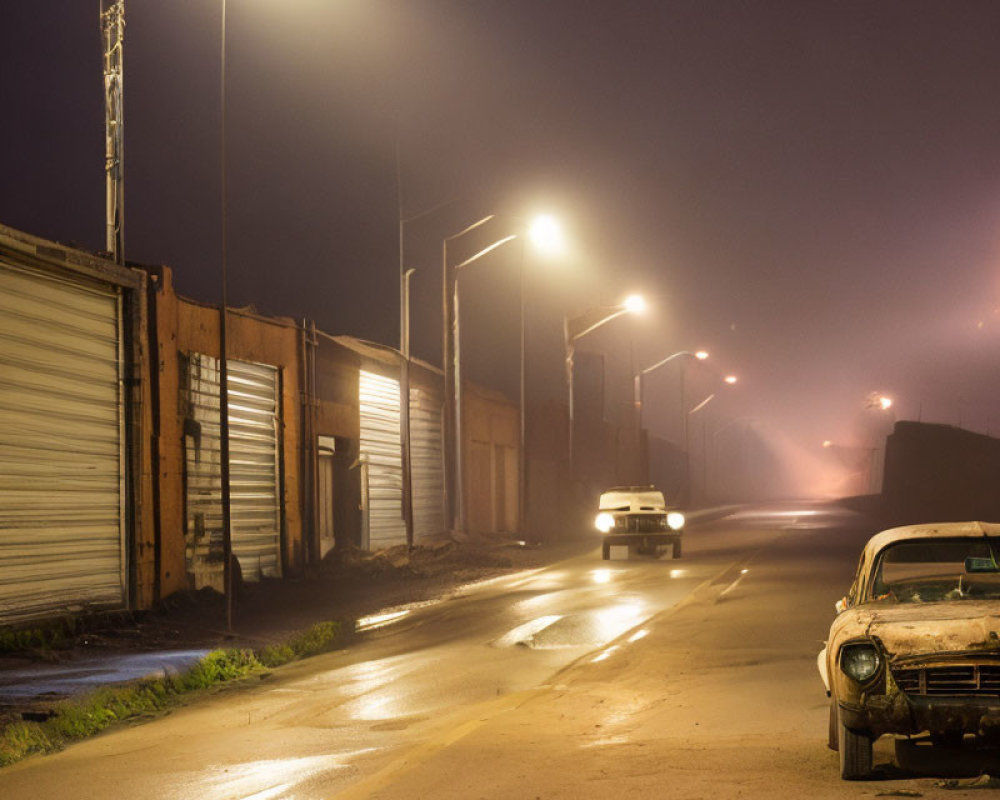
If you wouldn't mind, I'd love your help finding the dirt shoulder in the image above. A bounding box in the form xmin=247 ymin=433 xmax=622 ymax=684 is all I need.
xmin=0 ymin=536 xmax=594 ymax=715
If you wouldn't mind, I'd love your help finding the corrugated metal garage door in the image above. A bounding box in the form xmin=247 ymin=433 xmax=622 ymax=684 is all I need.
xmin=0 ymin=263 xmax=124 ymax=623
xmin=409 ymin=385 xmax=445 ymax=541
xmin=359 ymin=369 xmax=405 ymax=549
xmin=184 ymin=354 xmax=282 ymax=584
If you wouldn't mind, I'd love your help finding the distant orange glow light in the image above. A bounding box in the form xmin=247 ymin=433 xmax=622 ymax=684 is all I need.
xmin=695 ymin=350 xmax=709 ymax=360
xmin=724 ymin=375 xmax=738 ymax=385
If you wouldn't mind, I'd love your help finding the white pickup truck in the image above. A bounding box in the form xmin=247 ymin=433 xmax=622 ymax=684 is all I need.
xmin=594 ymin=485 xmax=685 ymax=560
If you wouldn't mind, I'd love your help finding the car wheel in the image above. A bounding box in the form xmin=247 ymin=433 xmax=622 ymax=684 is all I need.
xmin=837 ymin=706 xmax=873 ymax=780
xmin=672 ymin=541 xmax=682 ymax=559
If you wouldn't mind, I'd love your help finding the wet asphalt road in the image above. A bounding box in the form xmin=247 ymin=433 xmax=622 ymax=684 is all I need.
xmin=0 ymin=505 xmax=852 ymax=799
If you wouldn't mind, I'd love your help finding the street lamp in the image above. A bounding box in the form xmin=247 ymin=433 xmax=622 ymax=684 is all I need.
xmin=442 ymin=213 xmax=562 ymax=535
xmin=564 ymin=295 xmax=646 ymax=473
xmin=685 ymin=373 xmax=738 ymax=505
xmin=633 ymin=350 xmax=708 ymax=435
xmin=218 ymin=0 xmax=235 ymax=631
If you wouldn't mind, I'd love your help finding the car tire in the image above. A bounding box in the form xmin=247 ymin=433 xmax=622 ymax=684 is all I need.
xmin=837 ymin=706 xmax=873 ymax=780
xmin=673 ymin=541 xmax=682 ymax=559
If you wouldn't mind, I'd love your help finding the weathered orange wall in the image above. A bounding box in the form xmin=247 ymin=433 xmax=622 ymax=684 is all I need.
xmin=152 ymin=267 xmax=304 ymax=598
xmin=462 ymin=383 xmax=519 ymax=534
xmin=314 ymin=338 xmax=359 ymax=440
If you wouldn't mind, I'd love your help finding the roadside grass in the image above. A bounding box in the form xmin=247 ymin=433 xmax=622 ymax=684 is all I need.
xmin=0 ymin=620 xmax=347 ymax=768
xmin=0 ymin=622 xmax=75 ymax=657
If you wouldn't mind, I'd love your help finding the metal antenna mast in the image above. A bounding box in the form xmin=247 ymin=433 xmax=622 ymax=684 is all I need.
xmin=101 ymin=0 xmax=125 ymax=263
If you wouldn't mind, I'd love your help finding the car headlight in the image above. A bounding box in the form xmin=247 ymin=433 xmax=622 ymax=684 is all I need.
xmin=666 ymin=512 xmax=685 ymax=531
xmin=595 ymin=512 xmax=615 ymax=533
xmin=839 ymin=642 xmax=880 ymax=683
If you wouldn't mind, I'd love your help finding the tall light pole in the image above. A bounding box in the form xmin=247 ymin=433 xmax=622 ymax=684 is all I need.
xmin=397 ymin=197 xmax=457 ymax=548
xmin=564 ymin=295 xmax=646 ymax=475
xmin=218 ymin=0 xmax=234 ymax=631
xmin=863 ymin=391 xmax=895 ymax=493
xmin=633 ymin=350 xmax=708 ymax=436
xmin=686 ymin=375 xmax=738 ymax=504
xmin=442 ymin=214 xmax=562 ymax=535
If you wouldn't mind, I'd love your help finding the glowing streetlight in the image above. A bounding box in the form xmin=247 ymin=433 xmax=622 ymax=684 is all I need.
xmin=633 ymin=349 xmax=709 ymax=435
xmin=443 ymin=213 xmax=561 ymax=534
xmin=528 ymin=214 xmax=564 ymax=254
xmin=685 ymin=372 xmax=739 ymax=504
xmin=564 ymin=295 xmax=647 ymax=472
xmin=623 ymin=294 xmax=647 ymax=315
xmin=865 ymin=391 xmax=894 ymax=411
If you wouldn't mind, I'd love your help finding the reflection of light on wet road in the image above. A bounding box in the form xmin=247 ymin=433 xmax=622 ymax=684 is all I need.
xmin=591 ymin=645 xmax=620 ymax=663
xmin=356 ymin=609 xmax=411 ymax=632
xmin=505 ymin=570 xmax=570 ymax=592
xmin=591 ymin=568 xmax=613 ymax=584
xmin=628 ymin=629 xmax=649 ymax=643
xmin=336 ymin=658 xmax=410 ymax=720
xmin=353 ymin=692 xmax=399 ymax=720
xmin=669 ymin=568 xmax=687 ymax=579
xmin=581 ymin=735 xmax=629 ymax=748
xmin=242 ymin=783 xmax=291 ymax=800
xmin=197 ymin=753 xmax=369 ymax=800
xmin=512 ymin=591 xmax=565 ymax=614
xmin=494 ymin=615 xmax=563 ymax=647
xmin=509 ymin=603 xmax=646 ymax=650
xmin=593 ymin=603 xmax=643 ymax=640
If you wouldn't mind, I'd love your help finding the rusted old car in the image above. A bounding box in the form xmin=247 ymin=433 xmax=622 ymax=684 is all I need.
xmin=819 ymin=522 xmax=1000 ymax=779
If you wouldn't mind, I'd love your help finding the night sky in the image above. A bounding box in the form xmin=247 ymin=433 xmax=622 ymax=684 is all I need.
xmin=3 ymin=1 xmax=1000 ymax=496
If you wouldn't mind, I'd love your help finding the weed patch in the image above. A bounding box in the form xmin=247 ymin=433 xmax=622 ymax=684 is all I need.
xmin=0 ymin=624 xmax=349 ymax=768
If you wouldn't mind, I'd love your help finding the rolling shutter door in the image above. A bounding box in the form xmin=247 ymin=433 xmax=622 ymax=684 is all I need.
xmin=359 ymin=369 xmax=405 ymax=549
xmin=409 ymin=385 xmax=445 ymax=541
xmin=185 ymin=354 xmax=282 ymax=584
xmin=0 ymin=263 xmax=124 ymax=623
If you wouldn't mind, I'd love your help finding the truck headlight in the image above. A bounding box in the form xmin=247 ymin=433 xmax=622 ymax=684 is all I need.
xmin=595 ymin=512 xmax=615 ymax=533
xmin=666 ymin=512 xmax=685 ymax=531
xmin=839 ymin=642 xmax=880 ymax=684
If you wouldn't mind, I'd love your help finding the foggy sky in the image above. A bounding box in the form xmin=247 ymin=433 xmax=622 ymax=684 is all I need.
xmin=3 ymin=1 xmax=1000 ymax=495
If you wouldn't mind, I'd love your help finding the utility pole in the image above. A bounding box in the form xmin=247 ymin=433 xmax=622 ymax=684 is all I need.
xmin=100 ymin=0 xmax=125 ymax=264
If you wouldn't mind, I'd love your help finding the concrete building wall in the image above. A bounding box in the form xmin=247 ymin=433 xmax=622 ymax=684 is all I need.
xmin=883 ymin=421 xmax=1000 ymax=525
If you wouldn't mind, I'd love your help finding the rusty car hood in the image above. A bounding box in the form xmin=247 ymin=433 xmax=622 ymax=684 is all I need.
xmin=837 ymin=602 xmax=1000 ymax=662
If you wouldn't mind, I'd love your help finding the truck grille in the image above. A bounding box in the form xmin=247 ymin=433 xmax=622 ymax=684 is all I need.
xmin=614 ymin=514 xmax=666 ymax=533
xmin=892 ymin=664 xmax=1000 ymax=697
